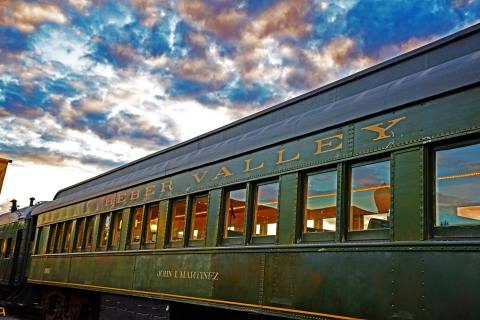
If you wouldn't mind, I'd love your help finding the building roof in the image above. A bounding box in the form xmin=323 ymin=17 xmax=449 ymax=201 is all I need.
xmin=33 ymin=23 xmax=480 ymax=216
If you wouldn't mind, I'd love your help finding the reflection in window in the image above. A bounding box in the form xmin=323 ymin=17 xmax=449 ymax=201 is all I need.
xmin=75 ymin=219 xmax=85 ymax=250
xmin=110 ymin=210 xmax=123 ymax=249
xmin=99 ymin=213 xmax=111 ymax=248
xmin=304 ymin=171 xmax=337 ymax=233
xmin=350 ymin=161 xmax=391 ymax=231
xmin=63 ymin=221 xmax=73 ymax=252
xmin=253 ymin=182 xmax=279 ymax=236
xmin=0 ymin=239 xmax=5 ymax=257
xmin=55 ymin=223 xmax=65 ymax=253
xmin=224 ymin=188 xmax=246 ymax=238
xmin=146 ymin=204 xmax=159 ymax=244
xmin=48 ymin=224 xmax=57 ymax=253
xmin=5 ymin=238 xmax=12 ymax=258
xmin=130 ymin=207 xmax=144 ymax=245
xmin=84 ymin=216 xmax=95 ymax=250
xmin=436 ymin=143 xmax=480 ymax=227
xmin=170 ymin=198 xmax=186 ymax=242
xmin=190 ymin=195 xmax=208 ymax=240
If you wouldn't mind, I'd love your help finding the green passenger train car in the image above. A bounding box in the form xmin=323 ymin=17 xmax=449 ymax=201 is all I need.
xmin=13 ymin=24 xmax=480 ymax=319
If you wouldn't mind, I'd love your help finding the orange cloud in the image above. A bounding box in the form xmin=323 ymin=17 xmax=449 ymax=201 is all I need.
xmin=178 ymin=0 xmax=246 ymax=39
xmin=175 ymin=58 xmax=230 ymax=87
xmin=0 ymin=1 xmax=67 ymax=32
xmin=243 ymin=0 xmax=311 ymax=43
xmin=129 ymin=0 xmax=168 ymax=27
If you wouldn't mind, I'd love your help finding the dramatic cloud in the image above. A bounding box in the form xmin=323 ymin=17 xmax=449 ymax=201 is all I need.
xmin=1 ymin=0 xmax=479 ymax=209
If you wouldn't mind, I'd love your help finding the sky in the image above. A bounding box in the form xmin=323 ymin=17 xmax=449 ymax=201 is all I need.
xmin=1 ymin=0 xmax=479 ymax=212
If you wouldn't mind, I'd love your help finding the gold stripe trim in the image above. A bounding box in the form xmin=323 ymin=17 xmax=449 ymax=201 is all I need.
xmin=28 ymin=279 xmax=363 ymax=320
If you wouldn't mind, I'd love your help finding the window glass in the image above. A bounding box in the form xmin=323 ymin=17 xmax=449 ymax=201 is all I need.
xmin=110 ymin=210 xmax=123 ymax=248
xmin=224 ymin=188 xmax=246 ymax=238
xmin=435 ymin=143 xmax=480 ymax=227
xmin=304 ymin=171 xmax=337 ymax=233
xmin=130 ymin=207 xmax=144 ymax=245
xmin=55 ymin=223 xmax=65 ymax=253
xmin=146 ymin=204 xmax=159 ymax=244
xmin=190 ymin=195 xmax=208 ymax=240
xmin=253 ymin=182 xmax=279 ymax=236
xmin=0 ymin=239 xmax=5 ymax=257
xmin=63 ymin=221 xmax=73 ymax=252
xmin=5 ymin=238 xmax=12 ymax=258
xmin=47 ymin=224 xmax=57 ymax=253
xmin=350 ymin=160 xmax=391 ymax=231
xmin=84 ymin=216 xmax=95 ymax=250
xmin=170 ymin=198 xmax=186 ymax=242
xmin=35 ymin=227 xmax=43 ymax=254
xmin=75 ymin=219 xmax=85 ymax=250
xmin=99 ymin=213 xmax=111 ymax=248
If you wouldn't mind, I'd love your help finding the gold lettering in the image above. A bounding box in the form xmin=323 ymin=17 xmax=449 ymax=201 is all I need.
xmin=192 ymin=170 xmax=209 ymax=183
xmin=314 ymin=133 xmax=344 ymax=154
xmin=361 ymin=116 xmax=407 ymax=141
xmin=244 ymin=159 xmax=264 ymax=172
xmin=130 ymin=189 xmax=140 ymax=201
xmin=276 ymin=148 xmax=300 ymax=164
xmin=104 ymin=195 xmax=115 ymax=207
xmin=160 ymin=180 xmax=173 ymax=192
xmin=212 ymin=166 xmax=233 ymax=180
xmin=145 ymin=185 xmax=155 ymax=198
xmin=117 ymin=192 xmax=127 ymax=204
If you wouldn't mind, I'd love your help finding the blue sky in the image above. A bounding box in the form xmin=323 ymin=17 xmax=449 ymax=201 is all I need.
xmin=1 ymin=0 xmax=479 ymax=211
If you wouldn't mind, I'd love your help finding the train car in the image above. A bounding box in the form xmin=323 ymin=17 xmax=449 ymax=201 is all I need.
xmin=0 ymin=200 xmax=39 ymax=298
xmin=24 ymin=24 xmax=480 ymax=320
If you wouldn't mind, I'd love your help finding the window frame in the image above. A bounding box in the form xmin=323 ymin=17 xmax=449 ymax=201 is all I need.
xmin=187 ymin=194 xmax=208 ymax=247
xmin=431 ymin=139 xmax=480 ymax=239
xmin=108 ymin=210 xmax=124 ymax=251
xmin=302 ymin=167 xmax=338 ymax=243
xmin=346 ymin=157 xmax=392 ymax=241
xmin=142 ymin=202 xmax=161 ymax=249
xmin=62 ymin=220 xmax=73 ymax=253
xmin=167 ymin=197 xmax=188 ymax=248
xmin=82 ymin=216 xmax=96 ymax=252
xmin=222 ymin=184 xmax=248 ymax=246
xmin=47 ymin=224 xmax=57 ymax=253
xmin=251 ymin=179 xmax=280 ymax=245
xmin=127 ymin=206 xmax=145 ymax=250
xmin=97 ymin=212 xmax=112 ymax=251
xmin=73 ymin=218 xmax=86 ymax=252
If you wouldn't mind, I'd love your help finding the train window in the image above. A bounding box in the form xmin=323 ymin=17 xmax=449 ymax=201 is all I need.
xmin=5 ymin=238 xmax=12 ymax=258
xmin=84 ymin=216 xmax=95 ymax=251
xmin=109 ymin=210 xmax=123 ymax=250
xmin=349 ymin=160 xmax=391 ymax=232
xmin=224 ymin=187 xmax=247 ymax=238
xmin=0 ymin=239 xmax=5 ymax=257
xmin=170 ymin=198 xmax=186 ymax=243
xmin=63 ymin=221 xmax=73 ymax=252
xmin=145 ymin=204 xmax=159 ymax=244
xmin=129 ymin=206 xmax=144 ymax=246
xmin=435 ymin=143 xmax=480 ymax=229
xmin=47 ymin=224 xmax=57 ymax=253
xmin=74 ymin=218 xmax=86 ymax=251
xmin=190 ymin=195 xmax=208 ymax=241
xmin=55 ymin=223 xmax=65 ymax=253
xmin=303 ymin=170 xmax=337 ymax=234
xmin=35 ymin=227 xmax=43 ymax=254
xmin=253 ymin=181 xmax=279 ymax=237
xmin=98 ymin=213 xmax=111 ymax=250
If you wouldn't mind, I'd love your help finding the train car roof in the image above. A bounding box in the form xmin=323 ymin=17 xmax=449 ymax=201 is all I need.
xmin=32 ymin=23 xmax=480 ymax=216
xmin=0 ymin=203 xmax=44 ymax=225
